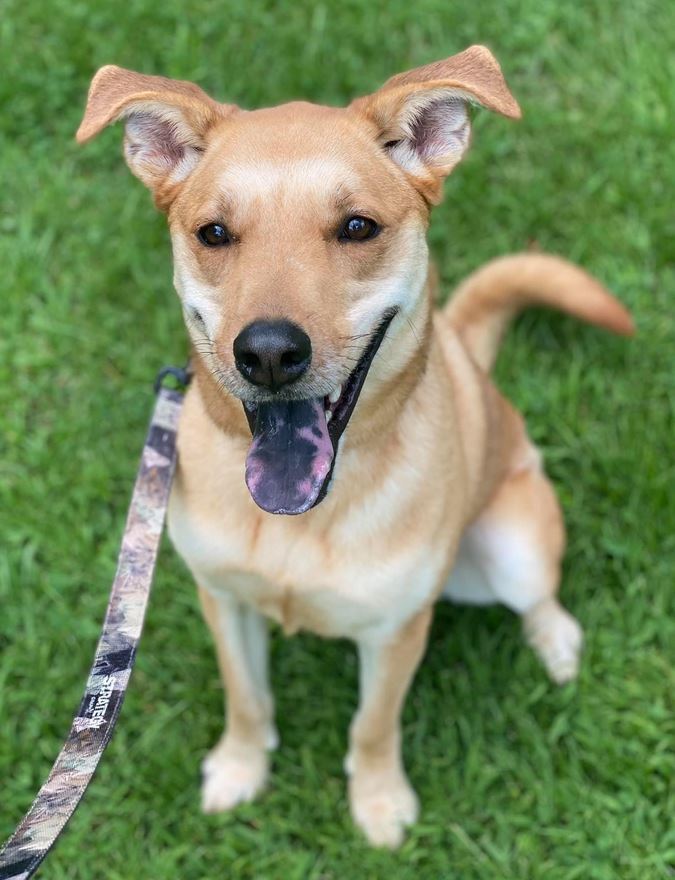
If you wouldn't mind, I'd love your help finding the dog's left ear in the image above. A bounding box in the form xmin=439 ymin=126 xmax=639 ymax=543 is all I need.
xmin=350 ymin=45 xmax=521 ymax=203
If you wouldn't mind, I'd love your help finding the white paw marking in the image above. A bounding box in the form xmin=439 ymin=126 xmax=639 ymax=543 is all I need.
xmin=525 ymin=601 xmax=583 ymax=685
xmin=201 ymin=742 xmax=269 ymax=813
xmin=350 ymin=773 xmax=419 ymax=849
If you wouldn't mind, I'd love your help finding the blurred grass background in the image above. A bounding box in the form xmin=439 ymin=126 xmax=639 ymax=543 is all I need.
xmin=0 ymin=1 xmax=673 ymax=878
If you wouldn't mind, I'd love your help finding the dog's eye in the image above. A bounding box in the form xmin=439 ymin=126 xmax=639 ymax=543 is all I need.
xmin=197 ymin=223 xmax=231 ymax=247
xmin=340 ymin=216 xmax=379 ymax=242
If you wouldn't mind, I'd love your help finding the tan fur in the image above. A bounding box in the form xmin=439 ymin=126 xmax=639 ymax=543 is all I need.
xmin=78 ymin=46 xmax=633 ymax=848
xmin=446 ymin=253 xmax=635 ymax=371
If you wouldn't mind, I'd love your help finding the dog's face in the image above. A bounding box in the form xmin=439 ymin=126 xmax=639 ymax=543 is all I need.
xmin=77 ymin=47 xmax=519 ymax=514
xmin=168 ymin=101 xmax=430 ymax=403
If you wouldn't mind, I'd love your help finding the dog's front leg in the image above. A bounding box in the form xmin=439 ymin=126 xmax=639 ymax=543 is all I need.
xmin=346 ymin=606 xmax=432 ymax=848
xmin=198 ymin=586 xmax=277 ymax=813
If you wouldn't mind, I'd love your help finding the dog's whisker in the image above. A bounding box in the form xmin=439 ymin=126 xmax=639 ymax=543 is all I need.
xmin=405 ymin=316 xmax=422 ymax=345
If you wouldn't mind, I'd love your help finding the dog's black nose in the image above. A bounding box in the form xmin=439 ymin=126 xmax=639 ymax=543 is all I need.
xmin=233 ymin=320 xmax=312 ymax=391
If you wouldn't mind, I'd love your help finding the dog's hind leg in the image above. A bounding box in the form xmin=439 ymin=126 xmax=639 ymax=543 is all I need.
xmin=444 ymin=450 xmax=583 ymax=684
xmin=198 ymin=586 xmax=277 ymax=813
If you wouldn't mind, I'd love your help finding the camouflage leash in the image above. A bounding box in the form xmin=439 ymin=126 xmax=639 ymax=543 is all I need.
xmin=0 ymin=368 xmax=190 ymax=880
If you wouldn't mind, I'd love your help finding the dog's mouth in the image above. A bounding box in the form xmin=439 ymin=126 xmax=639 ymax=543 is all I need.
xmin=241 ymin=308 xmax=398 ymax=515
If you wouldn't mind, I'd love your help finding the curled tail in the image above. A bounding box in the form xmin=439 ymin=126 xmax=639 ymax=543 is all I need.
xmin=445 ymin=253 xmax=634 ymax=372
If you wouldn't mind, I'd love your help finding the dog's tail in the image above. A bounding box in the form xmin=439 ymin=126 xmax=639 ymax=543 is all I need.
xmin=445 ymin=253 xmax=634 ymax=372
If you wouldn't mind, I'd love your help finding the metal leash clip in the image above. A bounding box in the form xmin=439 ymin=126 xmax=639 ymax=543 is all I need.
xmin=154 ymin=361 xmax=193 ymax=394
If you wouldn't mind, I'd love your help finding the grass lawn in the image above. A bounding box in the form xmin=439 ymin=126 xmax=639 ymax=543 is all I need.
xmin=1 ymin=0 xmax=673 ymax=877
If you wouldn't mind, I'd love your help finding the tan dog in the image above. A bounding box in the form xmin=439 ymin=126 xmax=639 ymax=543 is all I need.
xmin=77 ymin=46 xmax=633 ymax=848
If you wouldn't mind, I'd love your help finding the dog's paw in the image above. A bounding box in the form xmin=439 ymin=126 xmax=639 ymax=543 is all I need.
xmin=524 ymin=600 xmax=583 ymax=685
xmin=201 ymin=741 xmax=269 ymax=813
xmin=349 ymin=771 xmax=419 ymax=849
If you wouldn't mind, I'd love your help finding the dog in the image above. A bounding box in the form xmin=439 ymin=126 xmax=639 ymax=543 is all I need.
xmin=77 ymin=45 xmax=633 ymax=848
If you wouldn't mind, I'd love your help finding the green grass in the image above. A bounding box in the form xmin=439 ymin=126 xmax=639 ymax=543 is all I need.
xmin=1 ymin=1 xmax=673 ymax=877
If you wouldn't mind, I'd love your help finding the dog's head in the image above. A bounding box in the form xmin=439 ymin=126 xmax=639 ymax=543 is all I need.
xmin=77 ymin=46 xmax=519 ymax=515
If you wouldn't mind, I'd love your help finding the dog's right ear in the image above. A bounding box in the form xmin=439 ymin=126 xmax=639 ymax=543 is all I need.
xmin=76 ymin=66 xmax=233 ymax=207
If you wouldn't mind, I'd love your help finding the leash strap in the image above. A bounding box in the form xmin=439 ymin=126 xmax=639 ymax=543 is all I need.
xmin=0 ymin=384 xmax=185 ymax=880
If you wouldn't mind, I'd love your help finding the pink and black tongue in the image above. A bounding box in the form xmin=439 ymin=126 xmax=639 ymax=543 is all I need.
xmin=244 ymin=398 xmax=333 ymax=515
xmin=242 ymin=308 xmax=398 ymax=515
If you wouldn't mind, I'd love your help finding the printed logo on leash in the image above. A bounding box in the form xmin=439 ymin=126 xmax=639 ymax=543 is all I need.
xmin=73 ymin=674 xmax=117 ymax=732
xmin=84 ymin=675 xmax=116 ymax=729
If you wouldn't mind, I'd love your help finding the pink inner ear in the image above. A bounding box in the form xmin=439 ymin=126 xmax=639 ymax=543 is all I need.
xmin=408 ymin=95 xmax=469 ymax=164
xmin=125 ymin=112 xmax=186 ymax=167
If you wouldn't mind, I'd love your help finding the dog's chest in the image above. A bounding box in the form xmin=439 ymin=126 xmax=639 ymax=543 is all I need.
xmin=168 ymin=481 xmax=446 ymax=640
xmin=168 ymin=380 xmax=463 ymax=639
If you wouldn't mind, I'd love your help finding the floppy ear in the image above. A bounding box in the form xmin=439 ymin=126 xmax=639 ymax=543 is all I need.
xmin=76 ymin=66 xmax=232 ymax=207
xmin=350 ymin=45 xmax=521 ymax=203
